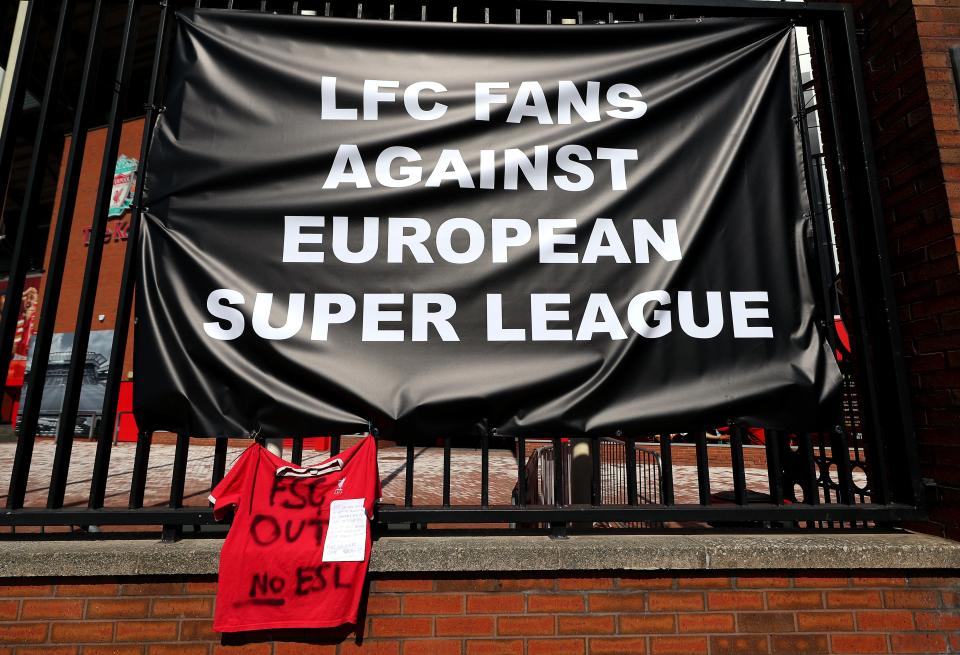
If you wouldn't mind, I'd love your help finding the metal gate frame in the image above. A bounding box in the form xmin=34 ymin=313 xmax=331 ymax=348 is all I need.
xmin=0 ymin=0 xmax=924 ymax=536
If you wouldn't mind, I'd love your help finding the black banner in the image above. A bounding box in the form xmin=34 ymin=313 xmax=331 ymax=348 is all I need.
xmin=135 ymin=10 xmax=841 ymax=438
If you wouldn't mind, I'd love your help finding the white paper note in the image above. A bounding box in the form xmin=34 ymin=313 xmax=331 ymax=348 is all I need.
xmin=322 ymin=498 xmax=368 ymax=562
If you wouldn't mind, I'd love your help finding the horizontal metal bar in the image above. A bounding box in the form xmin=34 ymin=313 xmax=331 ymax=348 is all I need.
xmin=0 ymin=509 xmax=219 ymax=526
xmin=378 ymin=503 xmax=922 ymax=524
xmin=0 ymin=502 xmax=922 ymax=528
xmin=508 ymin=0 xmax=849 ymax=16
xmin=198 ymin=0 xmax=846 ymax=19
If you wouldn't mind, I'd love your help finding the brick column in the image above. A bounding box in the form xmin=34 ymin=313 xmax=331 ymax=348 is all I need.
xmin=837 ymin=0 xmax=960 ymax=538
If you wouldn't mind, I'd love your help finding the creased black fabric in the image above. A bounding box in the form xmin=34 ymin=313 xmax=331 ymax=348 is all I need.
xmin=135 ymin=10 xmax=841 ymax=438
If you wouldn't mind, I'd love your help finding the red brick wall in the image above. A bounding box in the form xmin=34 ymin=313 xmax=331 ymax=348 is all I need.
xmin=1 ymin=573 xmax=957 ymax=654
xmin=909 ymin=0 xmax=960 ymax=542
xmin=833 ymin=0 xmax=960 ymax=538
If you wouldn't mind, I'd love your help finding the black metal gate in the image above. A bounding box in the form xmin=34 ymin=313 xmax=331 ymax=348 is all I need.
xmin=0 ymin=0 xmax=924 ymax=539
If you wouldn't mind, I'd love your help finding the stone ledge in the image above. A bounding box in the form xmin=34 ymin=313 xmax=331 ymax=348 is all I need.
xmin=0 ymin=532 xmax=958 ymax=578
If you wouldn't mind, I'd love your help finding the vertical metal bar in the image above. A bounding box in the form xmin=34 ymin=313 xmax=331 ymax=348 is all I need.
xmin=604 ymin=441 xmax=612 ymax=504
xmin=795 ymin=34 xmax=839 ymax=355
xmin=0 ymin=2 xmax=28 ymax=139
xmin=730 ymin=425 xmax=747 ymax=505
xmin=625 ymin=437 xmax=637 ymax=505
xmin=765 ymin=429 xmax=784 ymax=505
xmin=651 ymin=448 xmax=660 ymax=505
xmin=404 ymin=441 xmax=414 ymax=508
xmin=641 ymin=448 xmax=648 ymax=505
xmin=291 ymin=437 xmax=303 ymax=465
xmin=0 ymin=0 xmax=74 ymax=294
xmin=653 ymin=450 xmax=661 ymax=506
xmin=480 ymin=431 xmax=490 ymax=508
xmin=128 ymin=431 xmax=152 ymax=509
xmin=162 ymin=433 xmax=189 ymax=542
xmin=658 ymin=434 xmax=674 ymax=505
xmin=552 ymin=437 xmax=564 ymax=506
xmin=550 ymin=437 xmax=566 ymax=537
xmin=515 ymin=435 xmax=526 ymax=507
xmin=620 ymin=443 xmax=626 ymax=506
xmin=815 ymin=433 xmax=836 ymax=528
xmin=211 ymin=438 xmax=228 ymax=488
xmin=91 ymin=0 xmax=172 ymax=509
xmin=816 ymin=433 xmax=832 ymax=506
xmin=590 ymin=437 xmax=601 ymax=506
xmin=638 ymin=449 xmax=648 ymax=504
xmin=0 ymin=0 xmax=37 ymax=187
xmin=798 ymin=432 xmax=820 ymax=505
xmin=616 ymin=448 xmax=627 ymax=505
xmin=7 ymin=0 xmax=96 ymax=509
xmin=952 ymin=47 xmax=960 ymax=101
xmin=169 ymin=433 xmax=190 ymax=509
xmin=442 ymin=436 xmax=451 ymax=507
xmin=604 ymin=442 xmax=612 ymax=505
xmin=0 ymin=2 xmax=41 ymax=382
xmin=47 ymin=0 xmax=140 ymax=509
xmin=330 ymin=434 xmax=341 ymax=456
xmin=695 ymin=430 xmax=711 ymax=505
xmin=831 ymin=427 xmax=855 ymax=504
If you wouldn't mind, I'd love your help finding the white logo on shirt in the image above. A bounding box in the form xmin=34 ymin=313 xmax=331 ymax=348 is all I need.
xmin=334 ymin=478 xmax=346 ymax=495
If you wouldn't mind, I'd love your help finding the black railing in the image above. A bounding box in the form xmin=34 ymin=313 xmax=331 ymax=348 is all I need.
xmin=0 ymin=0 xmax=924 ymax=539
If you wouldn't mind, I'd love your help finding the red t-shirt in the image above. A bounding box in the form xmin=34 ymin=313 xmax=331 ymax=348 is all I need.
xmin=209 ymin=436 xmax=381 ymax=632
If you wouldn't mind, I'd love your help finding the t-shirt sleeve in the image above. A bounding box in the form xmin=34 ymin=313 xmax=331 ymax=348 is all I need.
xmin=209 ymin=444 xmax=256 ymax=521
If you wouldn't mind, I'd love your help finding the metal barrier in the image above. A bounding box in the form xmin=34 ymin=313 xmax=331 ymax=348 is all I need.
xmin=0 ymin=0 xmax=925 ymax=539
xmin=515 ymin=439 xmax=662 ymax=529
xmin=518 ymin=439 xmax=661 ymax=508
